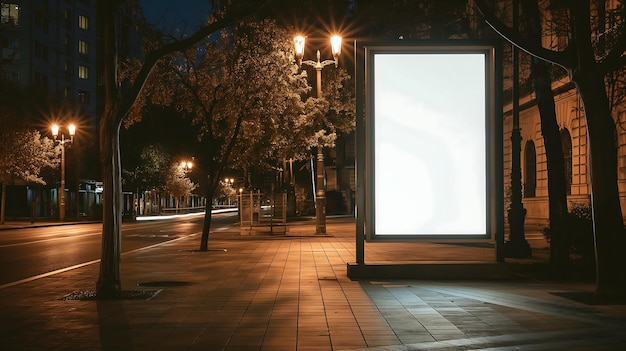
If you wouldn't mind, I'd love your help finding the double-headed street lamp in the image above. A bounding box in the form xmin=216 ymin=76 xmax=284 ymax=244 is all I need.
xmin=180 ymin=160 xmax=194 ymax=208
xmin=224 ymin=178 xmax=235 ymax=206
xmin=294 ymin=35 xmax=342 ymax=235
xmin=180 ymin=160 xmax=193 ymax=172
xmin=51 ymin=123 xmax=76 ymax=222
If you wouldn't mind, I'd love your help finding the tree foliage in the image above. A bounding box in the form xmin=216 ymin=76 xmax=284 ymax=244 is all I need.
xmin=165 ymin=163 xmax=197 ymax=203
xmin=131 ymin=18 xmax=347 ymax=250
xmin=122 ymin=144 xmax=170 ymax=194
xmin=353 ymin=0 xmax=472 ymax=39
xmin=0 ymin=129 xmax=58 ymax=186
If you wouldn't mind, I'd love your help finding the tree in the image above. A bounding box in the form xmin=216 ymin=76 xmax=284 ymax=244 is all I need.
xmin=130 ymin=18 xmax=313 ymax=251
xmin=122 ymin=144 xmax=171 ymax=215
xmin=353 ymin=0 xmax=472 ymax=39
xmin=474 ymin=0 xmax=626 ymax=295
xmin=96 ymin=0 xmax=267 ymax=298
xmin=520 ymin=0 xmax=569 ymax=267
xmin=165 ymin=163 xmax=197 ymax=213
xmin=0 ymin=129 xmax=59 ymax=224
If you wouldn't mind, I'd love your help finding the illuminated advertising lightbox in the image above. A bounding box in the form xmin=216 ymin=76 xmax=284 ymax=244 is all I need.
xmin=363 ymin=42 xmax=501 ymax=240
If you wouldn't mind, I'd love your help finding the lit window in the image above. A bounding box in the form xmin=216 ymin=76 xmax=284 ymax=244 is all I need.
xmin=78 ymin=40 xmax=88 ymax=55
xmin=78 ymin=65 xmax=89 ymax=79
xmin=1 ymin=4 xmax=20 ymax=25
xmin=78 ymin=15 xmax=88 ymax=30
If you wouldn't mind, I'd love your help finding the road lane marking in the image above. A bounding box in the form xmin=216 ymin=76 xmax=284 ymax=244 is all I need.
xmin=0 ymin=232 xmax=199 ymax=290
xmin=0 ymin=232 xmax=101 ymax=248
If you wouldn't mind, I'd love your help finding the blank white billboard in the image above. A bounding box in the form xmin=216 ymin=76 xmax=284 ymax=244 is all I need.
xmin=364 ymin=44 xmax=498 ymax=239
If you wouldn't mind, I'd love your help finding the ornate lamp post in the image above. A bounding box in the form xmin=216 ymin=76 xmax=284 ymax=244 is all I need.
xmin=294 ymin=34 xmax=342 ymax=235
xmin=506 ymin=0 xmax=531 ymax=258
xmin=180 ymin=160 xmax=193 ymax=208
xmin=51 ymin=123 xmax=76 ymax=222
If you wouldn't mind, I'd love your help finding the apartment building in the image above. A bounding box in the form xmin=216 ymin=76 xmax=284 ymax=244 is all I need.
xmin=1 ymin=0 xmax=99 ymax=219
xmin=1 ymin=0 xmax=98 ymax=127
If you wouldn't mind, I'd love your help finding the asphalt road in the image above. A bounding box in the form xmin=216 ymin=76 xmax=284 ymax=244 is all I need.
xmin=0 ymin=211 xmax=238 ymax=286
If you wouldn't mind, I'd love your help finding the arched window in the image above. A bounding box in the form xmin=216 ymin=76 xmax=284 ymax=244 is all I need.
xmin=560 ymin=128 xmax=572 ymax=195
xmin=524 ymin=140 xmax=536 ymax=198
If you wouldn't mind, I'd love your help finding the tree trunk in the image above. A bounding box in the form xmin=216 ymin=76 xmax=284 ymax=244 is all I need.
xmin=521 ymin=0 xmax=569 ymax=267
xmin=569 ymin=2 xmax=626 ymax=295
xmin=534 ymin=59 xmax=569 ymax=267
xmin=200 ymin=186 xmax=215 ymax=251
xmin=96 ymin=109 xmax=124 ymax=298
xmin=1 ymin=182 xmax=6 ymax=224
xmin=76 ymin=182 xmax=81 ymax=220
xmin=96 ymin=0 xmax=123 ymax=298
xmin=573 ymin=72 xmax=626 ymax=294
xmin=30 ymin=186 xmax=37 ymax=224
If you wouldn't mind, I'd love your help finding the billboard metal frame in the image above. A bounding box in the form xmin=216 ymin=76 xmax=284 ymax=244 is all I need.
xmin=355 ymin=40 xmax=503 ymax=249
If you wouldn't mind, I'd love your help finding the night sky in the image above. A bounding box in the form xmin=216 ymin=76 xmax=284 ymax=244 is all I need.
xmin=140 ymin=0 xmax=210 ymax=31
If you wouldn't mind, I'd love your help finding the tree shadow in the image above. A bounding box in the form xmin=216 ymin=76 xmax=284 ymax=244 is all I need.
xmin=59 ymin=289 xmax=161 ymax=349
xmin=97 ymin=298 xmax=133 ymax=350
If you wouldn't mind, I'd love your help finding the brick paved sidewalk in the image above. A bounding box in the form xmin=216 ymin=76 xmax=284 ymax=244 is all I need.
xmin=1 ymin=217 xmax=624 ymax=350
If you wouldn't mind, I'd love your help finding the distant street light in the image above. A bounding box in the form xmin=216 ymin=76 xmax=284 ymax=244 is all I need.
xmin=180 ymin=160 xmax=193 ymax=208
xmin=180 ymin=160 xmax=193 ymax=171
xmin=294 ymin=34 xmax=342 ymax=235
xmin=51 ymin=123 xmax=76 ymax=222
xmin=224 ymin=178 xmax=234 ymax=206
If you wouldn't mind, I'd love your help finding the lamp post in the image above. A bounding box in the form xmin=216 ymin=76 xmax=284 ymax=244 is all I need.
xmin=224 ymin=178 xmax=234 ymax=206
xmin=51 ymin=123 xmax=76 ymax=222
xmin=294 ymin=34 xmax=342 ymax=235
xmin=505 ymin=0 xmax=531 ymax=258
xmin=180 ymin=160 xmax=193 ymax=208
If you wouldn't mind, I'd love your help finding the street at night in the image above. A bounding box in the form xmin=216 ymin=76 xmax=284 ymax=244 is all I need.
xmin=3 ymin=0 xmax=626 ymax=349
xmin=0 ymin=211 xmax=237 ymax=287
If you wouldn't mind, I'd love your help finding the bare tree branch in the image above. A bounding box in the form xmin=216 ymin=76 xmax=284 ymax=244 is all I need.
xmin=599 ymin=28 xmax=626 ymax=72
xmin=472 ymin=0 xmax=573 ymax=70
xmin=117 ymin=1 xmax=269 ymax=124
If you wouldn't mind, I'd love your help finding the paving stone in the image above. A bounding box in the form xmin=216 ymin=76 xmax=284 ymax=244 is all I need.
xmin=2 ymin=218 xmax=625 ymax=350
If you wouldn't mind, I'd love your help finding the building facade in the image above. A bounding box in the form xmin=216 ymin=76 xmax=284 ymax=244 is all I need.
xmin=502 ymin=1 xmax=626 ymax=226
xmin=1 ymin=0 xmax=99 ymax=219
xmin=1 ymin=0 xmax=98 ymax=126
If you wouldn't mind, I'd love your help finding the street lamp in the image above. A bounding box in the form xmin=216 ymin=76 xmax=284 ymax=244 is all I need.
xmin=294 ymin=35 xmax=341 ymax=98
xmin=180 ymin=160 xmax=193 ymax=208
xmin=294 ymin=34 xmax=342 ymax=235
xmin=51 ymin=123 xmax=76 ymax=222
xmin=224 ymin=178 xmax=234 ymax=206
xmin=180 ymin=160 xmax=193 ymax=171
